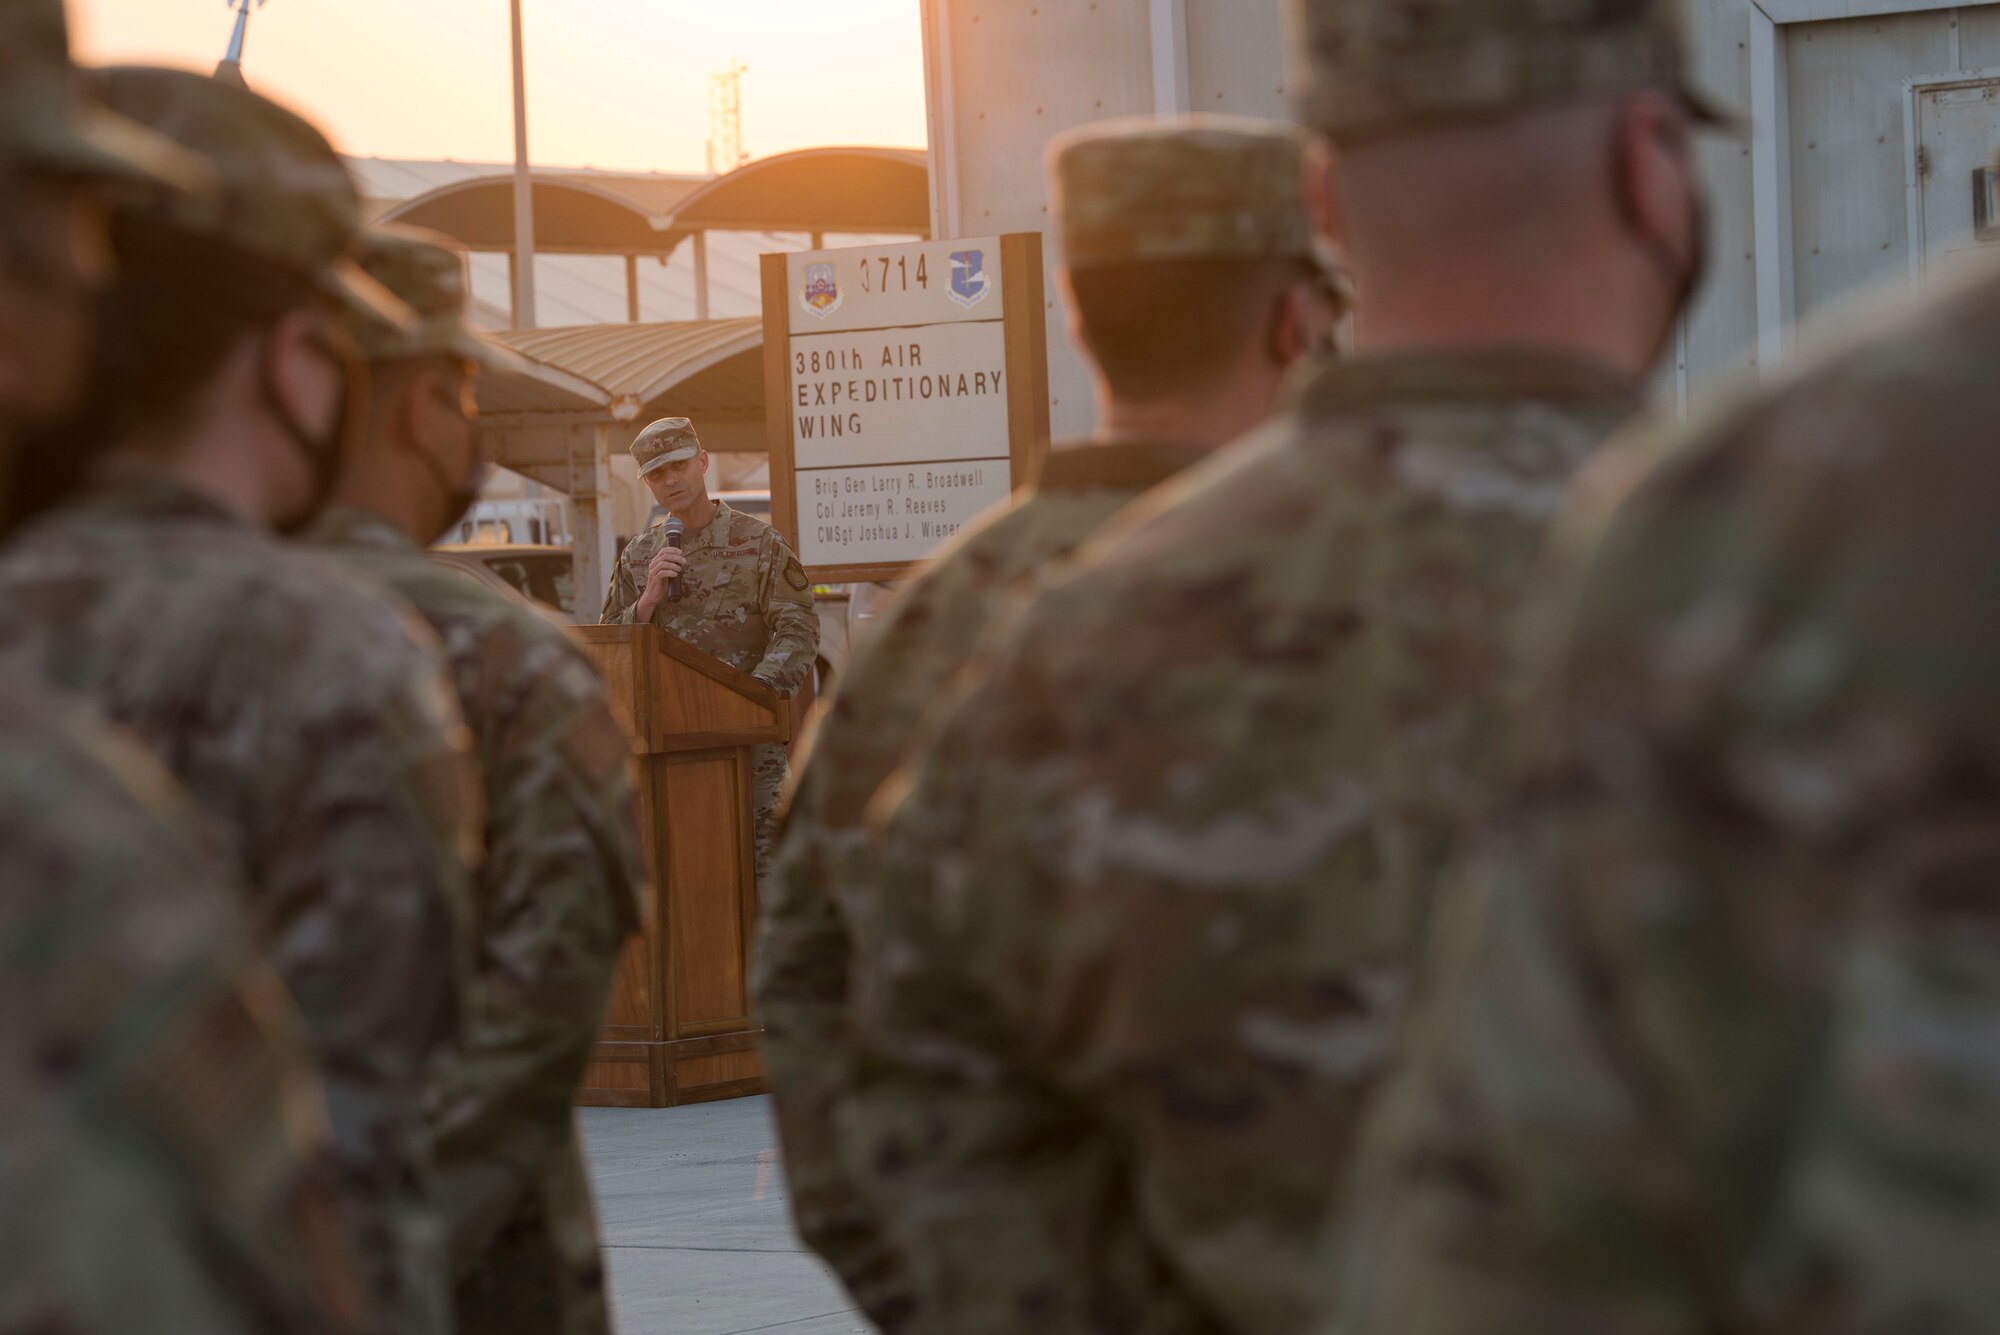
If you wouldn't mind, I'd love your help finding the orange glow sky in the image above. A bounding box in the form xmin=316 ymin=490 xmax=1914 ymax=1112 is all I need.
xmin=69 ymin=0 xmax=930 ymax=173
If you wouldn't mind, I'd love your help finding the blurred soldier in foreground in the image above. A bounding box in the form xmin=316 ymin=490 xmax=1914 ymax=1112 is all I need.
xmin=846 ymin=0 xmax=1720 ymax=1324
xmin=0 ymin=6 xmax=368 ymax=1331
xmin=600 ymin=416 xmax=818 ymax=883
xmin=0 ymin=67 xmax=481 ymax=1335
xmin=754 ymin=115 xmax=1345 ymax=1330
xmin=1325 ymin=246 xmax=2000 ymax=1335
xmin=312 ymin=222 xmax=646 ymax=1335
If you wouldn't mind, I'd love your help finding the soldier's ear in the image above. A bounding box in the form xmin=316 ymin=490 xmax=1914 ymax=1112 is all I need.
xmin=1267 ymin=284 xmax=1314 ymax=370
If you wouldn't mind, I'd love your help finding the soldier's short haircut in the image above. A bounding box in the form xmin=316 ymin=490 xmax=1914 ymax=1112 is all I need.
xmin=1069 ymin=256 xmax=1306 ymax=403
xmin=102 ymin=214 xmax=327 ymax=426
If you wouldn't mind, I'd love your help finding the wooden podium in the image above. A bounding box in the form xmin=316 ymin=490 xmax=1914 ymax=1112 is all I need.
xmin=568 ymin=624 xmax=785 ymax=1107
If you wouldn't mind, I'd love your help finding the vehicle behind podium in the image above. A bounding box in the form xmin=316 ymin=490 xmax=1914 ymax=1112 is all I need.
xmin=569 ymin=622 xmax=787 ymax=1107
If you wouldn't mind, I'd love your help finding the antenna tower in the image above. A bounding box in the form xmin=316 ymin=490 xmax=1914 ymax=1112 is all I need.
xmin=707 ymin=61 xmax=748 ymax=175
xmin=221 ymin=0 xmax=266 ymax=67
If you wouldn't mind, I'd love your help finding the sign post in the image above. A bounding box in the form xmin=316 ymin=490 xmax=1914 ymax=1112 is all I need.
xmin=761 ymin=234 xmax=1049 ymax=583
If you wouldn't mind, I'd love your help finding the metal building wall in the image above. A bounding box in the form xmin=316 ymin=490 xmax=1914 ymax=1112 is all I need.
xmin=921 ymin=0 xmax=2000 ymax=428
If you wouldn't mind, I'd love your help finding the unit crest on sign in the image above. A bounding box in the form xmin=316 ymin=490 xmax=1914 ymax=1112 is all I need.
xmin=802 ymin=262 xmax=843 ymax=319
xmin=948 ymin=249 xmax=991 ymax=308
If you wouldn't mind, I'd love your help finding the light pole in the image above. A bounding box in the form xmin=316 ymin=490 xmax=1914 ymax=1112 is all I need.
xmin=509 ymin=0 xmax=538 ymax=329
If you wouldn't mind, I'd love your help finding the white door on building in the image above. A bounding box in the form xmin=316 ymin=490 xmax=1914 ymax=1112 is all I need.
xmin=1908 ymin=69 xmax=2000 ymax=286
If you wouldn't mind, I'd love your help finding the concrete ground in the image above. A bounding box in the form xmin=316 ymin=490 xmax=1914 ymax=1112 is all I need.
xmin=582 ymin=1099 xmax=873 ymax=1335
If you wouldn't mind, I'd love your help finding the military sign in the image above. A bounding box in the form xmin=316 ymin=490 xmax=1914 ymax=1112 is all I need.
xmin=761 ymin=234 xmax=1050 ymax=582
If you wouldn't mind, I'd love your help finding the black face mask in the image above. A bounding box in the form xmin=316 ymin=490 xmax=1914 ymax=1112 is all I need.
xmin=413 ymin=427 xmax=487 ymax=546
xmin=1610 ymin=118 xmax=1709 ymax=369
xmin=261 ymin=329 xmax=362 ymax=536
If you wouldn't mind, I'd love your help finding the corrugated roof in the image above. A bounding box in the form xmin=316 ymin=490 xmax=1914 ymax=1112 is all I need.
xmin=495 ymin=318 xmax=761 ymax=413
xmin=462 ymin=232 xmax=821 ymax=329
xmin=347 ymin=155 xmax=908 ymax=329
xmin=477 ymin=355 xmax=610 ymax=417
xmin=346 ymin=156 xmax=705 ymax=207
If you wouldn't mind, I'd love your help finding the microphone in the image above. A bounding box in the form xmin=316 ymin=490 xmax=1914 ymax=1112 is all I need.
xmin=663 ymin=515 xmax=684 ymax=602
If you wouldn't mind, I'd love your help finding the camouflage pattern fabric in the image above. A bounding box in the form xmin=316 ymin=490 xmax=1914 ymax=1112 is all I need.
xmin=630 ymin=417 xmax=702 ymax=476
xmin=848 ymin=351 xmax=1638 ymax=1333
xmin=601 ymin=499 xmax=819 ymax=880
xmin=0 ymin=672 xmax=371 ymax=1335
xmin=312 ymin=505 xmax=644 ymax=1335
xmin=87 ymin=65 xmax=410 ymax=332
xmin=1285 ymin=0 xmax=1728 ymax=143
xmin=351 ymin=224 xmax=521 ymax=371
xmin=1051 ymin=118 xmax=1315 ymax=268
xmin=755 ymin=437 xmax=1216 ymax=1330
xmin=0 ymin=475 xmax=481 ymax=1335
xmin=0 ymin=0 xmax=207 ymax=187
xmin=1323 ymin=267 xmax=2000 ymax=1335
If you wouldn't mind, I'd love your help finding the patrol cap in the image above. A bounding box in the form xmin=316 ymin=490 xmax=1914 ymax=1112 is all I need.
xmin=0 ymin=0 xmax=208 ymax=189
xmin=632 ymin=418 xmax=702 ymax=477
xmin=88 ymin=66 xmax=414 ymax=335
xmin=354 ymin=223 xmax=524 ymax=374
xmin=1049 ymin=115 xmax=1317 ymax=270
xmin=1287 ymin=0 xmax=1734 ymax=144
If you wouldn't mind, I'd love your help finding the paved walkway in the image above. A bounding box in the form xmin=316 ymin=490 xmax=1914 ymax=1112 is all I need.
xmin=582 ymin=1099 xmax=872 ymax=1335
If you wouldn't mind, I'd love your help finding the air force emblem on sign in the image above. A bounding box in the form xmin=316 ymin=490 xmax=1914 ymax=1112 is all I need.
xmin=801 ymin=263 xmax=843 ymax=319
xmin=948 ymin=249 xmax=991 ymax=308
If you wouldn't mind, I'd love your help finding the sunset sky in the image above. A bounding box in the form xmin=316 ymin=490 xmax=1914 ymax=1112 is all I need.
xmin=68 ymin=0 xmax=931 ymax=173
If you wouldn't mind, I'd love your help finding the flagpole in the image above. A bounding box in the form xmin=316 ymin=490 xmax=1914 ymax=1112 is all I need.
xmin=509 ymin=0 xmax=538 ymax=329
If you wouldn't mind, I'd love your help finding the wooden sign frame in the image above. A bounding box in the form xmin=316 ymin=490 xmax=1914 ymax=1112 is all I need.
xmin=762 ymin=233 xmax=1050 ymax=584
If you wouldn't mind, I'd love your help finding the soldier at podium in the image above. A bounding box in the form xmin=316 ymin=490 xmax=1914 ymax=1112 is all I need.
xmin=601 ymin=417 xmax=819 ymax=883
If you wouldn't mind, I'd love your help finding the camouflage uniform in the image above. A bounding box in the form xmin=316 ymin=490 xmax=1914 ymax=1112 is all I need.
xmin=755 ymin=117 xmax=1320 ymax=1331
xmin=0 ymin=69 xmax=477 ymax=1335
xmin=1323 ymin=260 xmax=2000 ymax=1335
xmin=756 ymin=436 xmax=1216 ymax=1327
xmin=0 ymin=13 xmax=365 ymax=1333
xmin=843 ymin=31 xmax=1712 ymax=1325
xmin=314 ymin=225 xmax=646 ymax=1335
xmin=0 ymin=677 xmax=371 ymax=1335
xmin=602 ymin=427 xmax=819 ymax=882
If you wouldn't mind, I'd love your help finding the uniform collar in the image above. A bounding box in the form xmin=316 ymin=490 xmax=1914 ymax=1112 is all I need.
xmin=311 ymin=505 xmax=421 ymax=554
xmin=1034 ymin=437 xmax=1215 ymax=491
xmin=1297 ymin=348 xmax=1640 ymax=420
xmin=682 ymin=499 xmax=735 ymax=551
xmin=78 ymin=471 xmax=260 ymax=532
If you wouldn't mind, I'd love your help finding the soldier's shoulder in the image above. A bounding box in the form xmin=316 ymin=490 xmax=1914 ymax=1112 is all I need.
xmin=1024 ymin=415 xmax=1311 ymax=630
xmin=0 ymin=675 xmax=231 ymax=967
xmin=722 ymin=505 xmax=794 ymax=555
xmin=248 ymin=543 xmax=447 ymax=673
xmin=363 ymin=547 xmax=573 ymax=645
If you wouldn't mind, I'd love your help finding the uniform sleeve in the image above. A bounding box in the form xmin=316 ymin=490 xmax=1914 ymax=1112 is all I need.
xmin=600 ymin=537 xmax=643 ymax=625
xmin=751 ymin=532 xmax=819 ymax=692
xmin=8 ymin=705 xmax=372 ymax=1335
xmin=427 ymin=635 xmax=645 ymax=1274
xmin=244 ymin=612 xmax=483 ymax=1335
xmin=848 ymin=658 xmax=1218 ymax=1335
xmin=1327 ymin=425 xmax=2000 ymax=1335
xmin=752 ymin=748 xmax=918 ymax=1329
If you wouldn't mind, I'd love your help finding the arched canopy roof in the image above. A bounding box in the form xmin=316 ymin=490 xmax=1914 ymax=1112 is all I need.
xmin=476 ymin=353 xmax=610 ymax=417
xmin=381 ymin=174 xmax=700 ymax=255
xmin=665 ymin=146 xmax=929 ymax=233
xmin=494 ymin=317 xmax=762 ymax=423
xmin=479 ymin=318 xmax=771 ymax=478
xmin=378 ymin=147 xmax=928 ymax=257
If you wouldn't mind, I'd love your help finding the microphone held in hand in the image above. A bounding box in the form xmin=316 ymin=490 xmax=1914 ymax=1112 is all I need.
xmin=664 ymin=515 xmax=684 ymax=602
